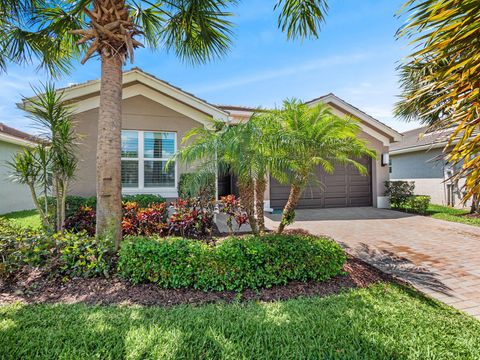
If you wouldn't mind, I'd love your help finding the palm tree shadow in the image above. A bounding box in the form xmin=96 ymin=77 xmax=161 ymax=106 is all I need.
xmin=341 ymin=242 xmax=452 ymax=295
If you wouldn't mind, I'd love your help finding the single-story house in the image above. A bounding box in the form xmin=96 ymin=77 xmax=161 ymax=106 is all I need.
xmin=390 ymin=126 xmax=469 ymax=207
xmin=0 ymin=123 xmax=37 ymax=214
xmin=48 ymin=68 xmax=401 ymax=210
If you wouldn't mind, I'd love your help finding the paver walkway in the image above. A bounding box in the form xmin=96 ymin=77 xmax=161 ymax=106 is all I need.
xmin=265 ymin=207 xmax=480 ymax=319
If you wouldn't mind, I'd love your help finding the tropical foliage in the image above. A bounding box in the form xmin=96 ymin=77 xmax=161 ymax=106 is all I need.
xmin=396 ymin=0 xmax=480 ymax=213
xmin=174 ymin=115 xmax=272 ymax=235
xmin=8 ymin=83 xmax=78 ymax=233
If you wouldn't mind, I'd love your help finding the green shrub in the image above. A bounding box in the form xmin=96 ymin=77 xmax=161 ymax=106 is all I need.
xmin=40 ymin=194 xmax=165 ymax=218
xmin=406 ymin=195 xmax=431 ymax=215
xmin=0 ymin=219 xmax=55 ymax=275
xmin=384 ymin=181 xmax=415 ymax=208
xmin=117 ymin=234 xmax=346 ymax=291
xmin=39 ymin=196 xmax=96 ymax=218
xmin=122 ymin=194 xmax=166 ymax=207
xmin=0 ymin=218 xmax=113 ymax=278
xmin=58 ymin=232 xmax=114 ymax=278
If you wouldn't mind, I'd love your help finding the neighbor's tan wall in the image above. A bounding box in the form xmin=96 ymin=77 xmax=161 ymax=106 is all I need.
xmin=71 ymin=95 xmax=202 ymax=197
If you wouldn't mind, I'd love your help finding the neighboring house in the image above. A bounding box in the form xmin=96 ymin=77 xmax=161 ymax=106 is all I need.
xmin=0 ymin=123 xmax=37 ymax=214
xmin=390 ymin=126 xmax=468 ymax=206
xmin=32 ymin=68 xmax=401 ymax=210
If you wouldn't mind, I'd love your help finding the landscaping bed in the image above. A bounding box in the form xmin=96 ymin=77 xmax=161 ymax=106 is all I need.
xmin=0 ymin=256 xmax=390 ymax=306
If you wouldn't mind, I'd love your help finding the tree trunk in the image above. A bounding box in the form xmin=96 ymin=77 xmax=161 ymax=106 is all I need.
xmin=96 ymin=53 xmax=123 ymax=250
xmin=255 ymin=177 xmax=267 ymax=233
xmin=277 ymin=184 xmax=303 ymax=234
xmin=238 ymin=179 xmax=258 ymax=235
xmin=60 ymin=179 xmax=68 ymax=235
xmin=28 ymin=183 xmax=49 ymax=229
xmin=55 ymin=176 xmax=61 ymax=232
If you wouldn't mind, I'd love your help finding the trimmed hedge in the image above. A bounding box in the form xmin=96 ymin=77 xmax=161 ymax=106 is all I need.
xmin=117 ymin=234 xmax=347 ymax=291
xmin=406 ymin=195 xmax=431 ymax=215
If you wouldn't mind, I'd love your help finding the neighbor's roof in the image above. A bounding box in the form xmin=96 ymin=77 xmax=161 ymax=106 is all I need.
xmin=389 ymin=126 xmax=466 ymax=155
xmin=0 ymin=123 xmax=39 ymax=147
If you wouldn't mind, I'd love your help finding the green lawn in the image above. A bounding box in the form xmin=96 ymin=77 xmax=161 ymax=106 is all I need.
xmin=1 ymin=284 xmax=479 ymax=359
xmin=0 ymin=209 xmax=42 ymax=229
xmin=427 ymin=204 xmax=480 ymax=227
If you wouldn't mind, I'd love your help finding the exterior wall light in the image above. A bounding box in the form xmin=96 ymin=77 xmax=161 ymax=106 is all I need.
xmin=381 ymin=153 xmax=389 ymax=167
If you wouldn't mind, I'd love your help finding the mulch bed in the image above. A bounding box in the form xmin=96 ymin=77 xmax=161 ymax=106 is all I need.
xmin=0 ymin=256 xmax=392 ymax=307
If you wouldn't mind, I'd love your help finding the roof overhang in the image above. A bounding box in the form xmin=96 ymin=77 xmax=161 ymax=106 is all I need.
xmin=0 ymin=132 xmax=37 ymax=147
xmin=21 ymin=68 xmax=229 ymax=127
xmin=390 ymin=142 xmax=447 ymax=156
xmin=307 ymin=94 xmax=402 ymax=146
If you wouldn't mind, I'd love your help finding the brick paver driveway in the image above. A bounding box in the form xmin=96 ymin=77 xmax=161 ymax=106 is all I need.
xmin=265 ymin=207 xmax=480 ymax=319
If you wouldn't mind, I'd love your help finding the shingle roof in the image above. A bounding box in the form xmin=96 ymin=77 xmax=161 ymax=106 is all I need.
xmin=390 ymin=126 xmax=452 ymax=152
xmin=0 ymin=123 xmax=40 ymax=144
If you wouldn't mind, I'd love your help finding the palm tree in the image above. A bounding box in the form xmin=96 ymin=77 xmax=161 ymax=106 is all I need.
xmin=2 ymin=0 xmax=329 ymax=248
xmin=395 ymin=0 xmax=480 ymax=213
xmin=268 ymin=99 xmax=375 ymax=234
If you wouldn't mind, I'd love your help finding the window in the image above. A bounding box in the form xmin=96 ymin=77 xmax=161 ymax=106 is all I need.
xmin=121 ymin=130 xmax=176 ymax=190
xmin=389 ymin=159 xmax=392 ymax=174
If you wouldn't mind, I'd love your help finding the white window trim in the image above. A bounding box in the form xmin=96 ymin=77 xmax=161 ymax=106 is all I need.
xmin=121 ymin=130 xmax=178 ymax=198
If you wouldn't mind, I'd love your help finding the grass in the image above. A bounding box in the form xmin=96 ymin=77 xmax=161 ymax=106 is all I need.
xmin=0 ymin=209 xmax=41 ymax=229
xmin=1 ymin=284 xmax=479 ymax=359
xmin=427 ymin=204 xmax=480 ymax=227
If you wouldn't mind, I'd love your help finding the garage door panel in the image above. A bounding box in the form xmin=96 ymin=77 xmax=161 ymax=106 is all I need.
xmin=270 ymin=157 xmax=372 ymax=209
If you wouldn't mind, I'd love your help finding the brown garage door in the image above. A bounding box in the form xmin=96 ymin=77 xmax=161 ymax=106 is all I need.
xmin=270 ymin=157 xmax=372 ymax=209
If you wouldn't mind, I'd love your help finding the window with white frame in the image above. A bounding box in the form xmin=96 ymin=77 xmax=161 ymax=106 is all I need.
xmin=121 ymin=130 xmax=176 ymax=190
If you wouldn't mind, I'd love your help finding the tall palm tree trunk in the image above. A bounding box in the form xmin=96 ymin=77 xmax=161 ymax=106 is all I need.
xmin=255 ymin=177 xmax=267 ymax=233
xmin=96 ymin=53 xmax=123 ymax=250
xmin=238 ymin=180 xmax=258 ymax=235
xmin=277 ymin=184 xmax=302 ymax=234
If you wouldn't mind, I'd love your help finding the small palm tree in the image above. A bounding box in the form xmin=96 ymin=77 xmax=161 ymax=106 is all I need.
xmin=268 ymin=99 xmax=375 ymax=234
xmin=2 ymin=0 xmax=329 ymax=247
xmin=22 ymin=83 xmax=78 ymax=233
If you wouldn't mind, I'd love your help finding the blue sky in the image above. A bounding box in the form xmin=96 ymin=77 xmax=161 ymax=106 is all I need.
xmin=0 ymin=0 xmax=420 ymax=134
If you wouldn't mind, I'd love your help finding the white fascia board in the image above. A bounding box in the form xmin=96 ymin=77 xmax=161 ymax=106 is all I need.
xmin=309 ymin=95 xmax=402 ymax=143
xmin=390 ymin=142 xmax=447 ymax=156
xmin=0 ymin=133 xmax=37 ymax=147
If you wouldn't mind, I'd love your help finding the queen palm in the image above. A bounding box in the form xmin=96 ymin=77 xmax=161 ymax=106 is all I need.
xmin=1 ymin=0 xmax=329 ymax=248
xmin=269 ymin=99 xmax=375 ymax=234
xmin=174 ymin=118 xmax=268 ymax=235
